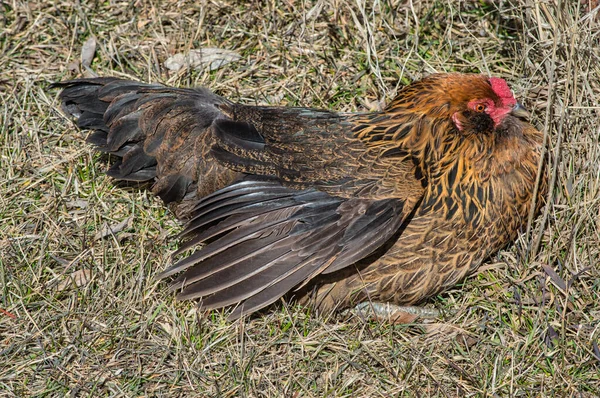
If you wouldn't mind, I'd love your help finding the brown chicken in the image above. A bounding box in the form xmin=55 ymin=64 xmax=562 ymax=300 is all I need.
xmin=53 ymin=73 xmax=546 ymax=320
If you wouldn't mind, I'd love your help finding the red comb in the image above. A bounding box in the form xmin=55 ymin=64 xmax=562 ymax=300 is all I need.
xmin=489 ymin=77 xmax=516 ymax=107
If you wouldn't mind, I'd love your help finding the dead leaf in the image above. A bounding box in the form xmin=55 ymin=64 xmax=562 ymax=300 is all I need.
xmin=81 ymin=37 xmax=97 ymax=68
xmin=164 ymin=48 xmax=241 ymax=72
xmin=361 ymin=97 xmax=386 ymax=112
xmin=49 ymin=254 xmax=71 ymax=267
xmin=544 ymin=325 xmax=560 ymax=348
xmin=67 ymin=60 xmax=79 ymax=73
xmin=137 ymin=19 xmax=151 ymax=29
xmin=94 ymin=217 xmax=133 ymax=240
xmin=541 ymin=263 xmax=567 ymax=291
xmin=516 ymin=291 xmax=553 ymax=306
xmin=117 ymin=232 xmax=134 ymax=243
xmin=423 ymin=323 xmax=460 ymax=336
xmin=66 ymin=199 xmax=89 ymax=209
xmin=423 ymin=323 xmax=479 ymax=347
xmin=57 ymin=269 xmax=92 ymax=292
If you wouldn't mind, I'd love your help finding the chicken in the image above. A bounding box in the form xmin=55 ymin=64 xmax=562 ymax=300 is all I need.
xmin=52 ymin=73 xmax=547 ymax=320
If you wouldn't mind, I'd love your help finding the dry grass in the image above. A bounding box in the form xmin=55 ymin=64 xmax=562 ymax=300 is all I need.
xmin=1 ymin=0 xmax=599 ymax=396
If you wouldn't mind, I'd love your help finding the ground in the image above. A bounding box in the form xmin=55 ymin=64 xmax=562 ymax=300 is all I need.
xmin=1 ymin=0 xmax=599 ymax=396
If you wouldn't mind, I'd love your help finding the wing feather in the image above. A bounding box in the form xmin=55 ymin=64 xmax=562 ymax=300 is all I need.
xmin=158 ymin=179 xmax=412 ymax=319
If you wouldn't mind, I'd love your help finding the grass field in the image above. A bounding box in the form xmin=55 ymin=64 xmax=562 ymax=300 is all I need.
xmin=1 ymin=0 xmax=599 ymax=396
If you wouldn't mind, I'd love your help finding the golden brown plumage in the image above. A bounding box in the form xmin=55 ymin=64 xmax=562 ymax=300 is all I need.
xmin=52 ymin=73 xmax=546 ymax=319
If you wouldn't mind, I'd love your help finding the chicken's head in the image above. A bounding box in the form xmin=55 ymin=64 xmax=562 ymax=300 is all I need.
xmin=447 ymin=75 xmax=530 ymax=134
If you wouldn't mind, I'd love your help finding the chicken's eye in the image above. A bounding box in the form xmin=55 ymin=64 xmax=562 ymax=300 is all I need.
xmin=474 ymin=103 xmax=486 ymax=112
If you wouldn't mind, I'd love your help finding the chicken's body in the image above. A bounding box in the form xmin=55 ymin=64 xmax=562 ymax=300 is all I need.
xmin=53 ymin=73 xmax=546 ymax=319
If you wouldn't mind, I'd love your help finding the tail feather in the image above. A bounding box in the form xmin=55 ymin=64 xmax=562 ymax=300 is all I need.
xmin=105 ymin=111 xmax=144 ymax=151
xmin=106 ymin=146 xmax=157 ymax=180
xmin=103 ymin=93 xmax=143 ymax=126
xmin=52 ymin=77 xmax=240 ymax=218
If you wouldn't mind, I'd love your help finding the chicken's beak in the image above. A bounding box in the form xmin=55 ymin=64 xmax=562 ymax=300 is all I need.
xmin=510 ymin=103 xmax=531 ymax=121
